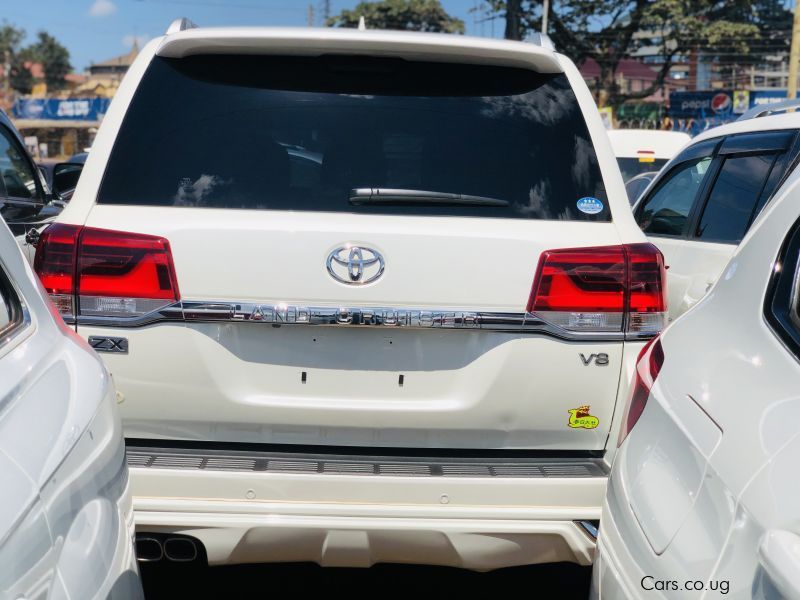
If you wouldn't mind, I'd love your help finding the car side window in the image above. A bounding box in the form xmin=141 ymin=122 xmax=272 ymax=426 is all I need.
xmin=0 ymin=265 xmax=21 ymax=335
xmin=0 ymin=283 xmax=9 ymax=330
xmin=637 ymin=157 xmax=713 ymax=237
xmin=695 ymin=153 xmax=777 ymax=244
xmin=766 ymin=218 xmax=800 ymax=360
xmin=0 ymin=125 xmax=39 ymax=201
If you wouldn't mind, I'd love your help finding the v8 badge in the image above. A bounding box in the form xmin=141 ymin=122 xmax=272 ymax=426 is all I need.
xmin=580 ymin=352 xmax=609 ymax=366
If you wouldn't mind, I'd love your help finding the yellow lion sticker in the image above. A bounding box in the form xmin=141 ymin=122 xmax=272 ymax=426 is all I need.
xmin=568 ymin=405 xmax=599 ymax=429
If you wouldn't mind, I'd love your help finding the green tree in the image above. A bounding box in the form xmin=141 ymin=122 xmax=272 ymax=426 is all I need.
xmin=22 ymin=31 xmax=72 ymax=91
xmin=328 ymin=0 xmax=465 ymax=33
xmin=483 ymin=1 xmax=773 ymax=109
xmin=0 ymin=22 xmax=33 ymax=94
xmin=481 ymin=0 xmax=537 ymax=41
xmin=702 ymin=0 xmax=791 ymax=86
xmin=0 ymin=22 xmax=25 ymax=57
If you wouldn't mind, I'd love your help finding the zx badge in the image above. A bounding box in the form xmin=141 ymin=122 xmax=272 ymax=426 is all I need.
xmin=580 ymin=352 xmax=609 ymax=366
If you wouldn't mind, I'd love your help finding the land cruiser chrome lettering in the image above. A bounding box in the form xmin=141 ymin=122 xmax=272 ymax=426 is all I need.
xmin=232 ymin=305 xmax=485 ymax=328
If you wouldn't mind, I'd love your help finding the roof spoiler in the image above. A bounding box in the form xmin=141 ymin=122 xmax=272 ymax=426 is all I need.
xmin=738 ymin=98 xmax=800 ymax=121
xmin=154 ymin=25 xmax=562 ymax=73
xmin=162 ymin=18 xmax=557 ymax=51
xmin=166 ymin=17 xmax=197 ymax=35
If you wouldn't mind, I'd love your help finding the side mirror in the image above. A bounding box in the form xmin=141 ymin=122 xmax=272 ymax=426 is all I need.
xmin=52 ymin=162 xmax=84 ymax=201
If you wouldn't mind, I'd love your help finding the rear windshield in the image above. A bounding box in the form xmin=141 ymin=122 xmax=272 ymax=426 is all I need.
xmin=98 ymin=54 xmax=610 ymax=221
xmin=617 ymin=157 xmax=668 ymax=182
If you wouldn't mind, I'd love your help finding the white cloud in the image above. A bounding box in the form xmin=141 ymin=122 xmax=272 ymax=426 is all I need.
xmin=122 ymin=34 xmax=149 ymax=48
xmin=89 ymin=0 xmax=117 ymax=17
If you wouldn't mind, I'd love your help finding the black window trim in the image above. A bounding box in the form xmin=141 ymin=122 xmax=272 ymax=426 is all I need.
xmin=717 ymin=129 xmax=795 ymax=155
xmin=634 ymin=136 xmax=723 ymax=240
xmin=756 ymin=130 xmax=800 ymax=219
xmin=765 ymin=216 xmax=800 ymax=362
xmin=690 ymin=130 xmax=800 ymax=245
xmin=0 ymin=122 xmax=46 ymax=207
xmin=636 ymin=130 xmax=800 ymax=245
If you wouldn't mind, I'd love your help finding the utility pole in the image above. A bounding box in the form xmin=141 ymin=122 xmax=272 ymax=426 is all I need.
xmin=505 ymin=0 xmax=522 ymax=40
xmin=542 ymin=0 xmax=549 ymax=34
xmin=321 ymin=0 xmax=331 ymax=24
xmin=3 ymin=50 xmax=10 ymax=99
xmin=789 ymin=0 xmax=800 ymax=99
xmin=307 ymin=4 xmax=315 ymax=27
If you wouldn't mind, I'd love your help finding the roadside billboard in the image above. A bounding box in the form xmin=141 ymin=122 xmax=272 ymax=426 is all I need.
xmin=669 ymin=90 xmax=786 ymax=135
xmin=12 ymin=98 xmax=111 ymax=122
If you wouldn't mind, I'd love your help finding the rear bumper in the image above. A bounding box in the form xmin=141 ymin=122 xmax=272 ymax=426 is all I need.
xmin=129 ymin=445 xmax=607 ymax=570
xmin=83 ymin=322 xmax=625 ymax=451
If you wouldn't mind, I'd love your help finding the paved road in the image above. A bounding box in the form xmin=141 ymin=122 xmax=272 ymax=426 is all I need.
xmin=141 ymin=561 xmax=591 ymax=599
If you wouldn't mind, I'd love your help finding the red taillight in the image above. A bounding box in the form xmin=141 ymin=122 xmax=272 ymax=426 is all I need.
xmin=34 ymin=225 xmax=180 ymax=319
xmin=527 ymin=243 xmax=667 ymax=335
xmin=626 ymin=243 xmax=667 ymax=332
xmin=34 ymin=223 xmax=80 ymax=315
xmin=530 ymin=246 xmax=625 ymax=313
xmin=618 ymin=336 xmax=664 ymax=446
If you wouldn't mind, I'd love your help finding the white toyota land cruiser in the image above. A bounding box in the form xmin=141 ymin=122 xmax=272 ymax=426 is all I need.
xmin=34 ymin=22 xmax=666 ymax=570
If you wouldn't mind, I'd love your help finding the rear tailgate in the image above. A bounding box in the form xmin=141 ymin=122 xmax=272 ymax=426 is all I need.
xmin=41 ymin=46 xmax=663 ymax=451
xmin=80 ymin=207 xmax=625 ymax=449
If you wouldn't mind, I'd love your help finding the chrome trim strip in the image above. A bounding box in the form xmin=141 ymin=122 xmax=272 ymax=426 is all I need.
xmin=74 ymin=300 xmax=658 ymax=341
xmin=0 ymin=264 xmax=33 ymax=354
xmin=185 ymin=302 xmax=539 ymax=330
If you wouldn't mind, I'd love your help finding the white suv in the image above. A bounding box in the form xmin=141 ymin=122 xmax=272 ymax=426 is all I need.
xmin=0 ymin=207 xmax=142 ymax=596
xmin=593 ymin=118 xmax=800 ymax=600
xmin=633 ymin=108 xmax=800 ymax=322
xmin=35 ymin=22 xmax=666 ymax=570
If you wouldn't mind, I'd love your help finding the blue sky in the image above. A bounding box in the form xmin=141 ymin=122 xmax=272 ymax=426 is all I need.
xmin=4 ymin=1 xmax=506 ymax=72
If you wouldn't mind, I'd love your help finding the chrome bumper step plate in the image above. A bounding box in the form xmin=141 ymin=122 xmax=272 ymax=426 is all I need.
xmin=126 ymin=445 xmax=608 ymax=479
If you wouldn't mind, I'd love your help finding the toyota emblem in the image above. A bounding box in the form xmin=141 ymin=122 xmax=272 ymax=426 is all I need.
xmin=326 ymin=245 xmax=385 ymax=285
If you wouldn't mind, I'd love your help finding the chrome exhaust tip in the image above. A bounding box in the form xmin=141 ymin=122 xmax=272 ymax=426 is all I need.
xmin=135 ymin=536 xmax=164 ymax=562
xmin=163 ymin=537 xmax=199 ymax=562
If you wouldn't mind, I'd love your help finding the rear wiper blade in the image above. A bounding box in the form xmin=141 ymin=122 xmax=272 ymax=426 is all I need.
xmin=349 ymin=188 xmax=509 ymax=207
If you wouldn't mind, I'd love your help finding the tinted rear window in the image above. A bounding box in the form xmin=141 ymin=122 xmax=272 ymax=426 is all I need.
xmin=617 ymin=157 xmax=667 ymax=182
xmin=98 ymin=55 xmax=609 ymax=221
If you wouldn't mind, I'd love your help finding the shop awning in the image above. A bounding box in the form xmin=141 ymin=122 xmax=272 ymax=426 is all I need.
xmin=12 ymin=119 xmax=101 ymax=129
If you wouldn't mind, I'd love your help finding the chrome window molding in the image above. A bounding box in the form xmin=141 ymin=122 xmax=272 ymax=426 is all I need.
xmin=0 ymin=264 xmax=32 ymax=354
xmin=73 ymin=300 xmax=657 ymax=341
xmin=789 ymin=245 xmax=800 ymax=333
xmin=765 ymin=219 xmax=800 ymax=361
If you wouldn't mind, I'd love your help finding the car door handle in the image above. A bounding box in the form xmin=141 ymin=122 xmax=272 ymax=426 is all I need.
xmin=758 ymin=529 xmax=800 ymax=599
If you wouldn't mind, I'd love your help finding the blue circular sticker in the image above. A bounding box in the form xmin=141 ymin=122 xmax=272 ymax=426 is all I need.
xmin=576 ymin=197 xmax=604 ymax=215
